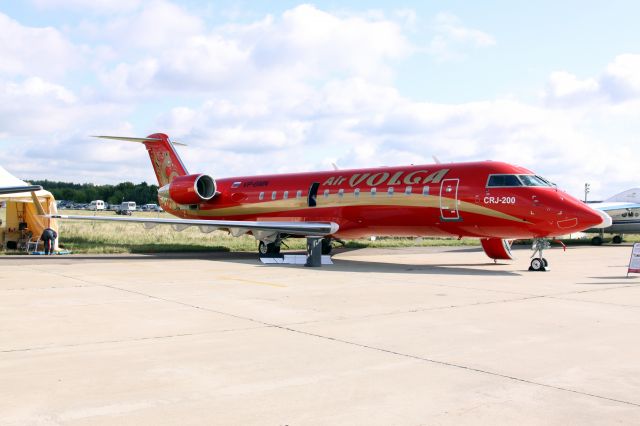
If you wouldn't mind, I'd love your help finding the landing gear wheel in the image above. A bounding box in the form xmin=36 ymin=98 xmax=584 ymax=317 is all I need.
xmin=529 ymin=238 xmax=551 ymax=272
xmin=321 ymin=237 xmax=333 ymax=255
xmin=529 ymin=258 xmax=546 ymax=271
xmin=613 ymin=235 xmax=623 ymax=244
xmin=591 ymin=236 xmax=603 ymax=246
xmin=258 ymin=241 xmax=280 ymax=256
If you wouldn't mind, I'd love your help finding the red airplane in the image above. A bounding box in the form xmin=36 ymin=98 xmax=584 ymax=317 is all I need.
xmin=50 ymin=133 xmax=610 ymax=270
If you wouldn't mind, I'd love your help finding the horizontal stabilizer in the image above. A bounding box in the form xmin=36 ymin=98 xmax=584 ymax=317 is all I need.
xmin=92 ymin=135 xmax=187 ymax=146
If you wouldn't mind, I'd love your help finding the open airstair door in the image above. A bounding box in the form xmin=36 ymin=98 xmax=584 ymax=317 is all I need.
xmin=308 ymin=182 xmax=320 ymax=207
xmin=440 ymin=178 xmax=460 ymax=220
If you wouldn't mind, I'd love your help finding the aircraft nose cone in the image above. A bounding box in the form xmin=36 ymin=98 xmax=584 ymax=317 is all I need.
xmin=578 ymin=203 xmax=612 ymax=229
xmin=590 ymin=208 xmax=613 ymax=228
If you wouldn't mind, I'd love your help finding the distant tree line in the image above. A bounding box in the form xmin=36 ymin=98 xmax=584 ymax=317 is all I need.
xmin=29 ymin=180 xmax=159 ymax=205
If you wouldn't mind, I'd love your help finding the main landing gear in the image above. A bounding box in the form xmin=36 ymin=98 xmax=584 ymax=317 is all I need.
xmin=258 ymin=240 xmax=281 ymax=256
xmin=529 ymin=238 xmax=550 ymax=272
xmin=259 ymin=236 xmax=337 ymax=257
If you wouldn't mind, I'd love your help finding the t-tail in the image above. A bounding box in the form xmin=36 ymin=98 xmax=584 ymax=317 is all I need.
xmin=93 ymin=133 xmax=217 ymax=207
xmin=93 ymin=133 xmax=188 ymax=186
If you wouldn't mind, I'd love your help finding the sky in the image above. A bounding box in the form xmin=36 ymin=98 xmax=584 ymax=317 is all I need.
xmin=1 ymin=1 xmax=640 ymax=200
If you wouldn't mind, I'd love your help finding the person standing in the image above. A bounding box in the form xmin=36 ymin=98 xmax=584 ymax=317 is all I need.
xmin=41 ymin=227 xmax=57 ymax=255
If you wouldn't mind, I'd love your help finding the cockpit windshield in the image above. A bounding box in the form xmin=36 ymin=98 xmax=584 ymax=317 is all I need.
xmin=486 ymin=175 xmax=522 ymax=187
xmin=518 ymin=175 xmax=552 ymax=187
xmin=486 ymin=174 xmax=553 ymax=188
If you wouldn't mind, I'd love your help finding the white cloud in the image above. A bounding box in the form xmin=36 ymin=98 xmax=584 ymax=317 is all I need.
xmin=428 ymin=12 xmax=495 ymax=61
xmin=544 ymin=71 xmax=600 ymax=105
xmin=4 ymin=77 xmax=76 ymax=103
xmin=94 ymin=4 xmax=410 ymax=96
xmin=0 ymin=12 xmax=79 ymax=77
xmin=544 ymin=54 xmax=640 ymax=106
xmin=601 ymin=54 xmax=640 ymax=101
xmin=97 ymin=0 xmax=203 ymax=49
xmin=31 ymin=0 xmax=142 ymax=14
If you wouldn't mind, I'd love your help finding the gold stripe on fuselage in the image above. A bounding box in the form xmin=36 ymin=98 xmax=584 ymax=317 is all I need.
xmin=178 ymin=194 xmax=528 ymax=224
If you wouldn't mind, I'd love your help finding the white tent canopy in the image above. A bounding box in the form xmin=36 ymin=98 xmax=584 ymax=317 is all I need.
xmin=0 ymin=166 xmax=58 ymax=250
xmin=0 ymin=166 xmax=48 ymax=201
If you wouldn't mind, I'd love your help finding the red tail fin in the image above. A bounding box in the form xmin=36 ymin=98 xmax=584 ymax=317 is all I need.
xmin=93 ymin=133 xmax=188 ymax=186
xmin=142 ymin=133 xmax=188 ymax=186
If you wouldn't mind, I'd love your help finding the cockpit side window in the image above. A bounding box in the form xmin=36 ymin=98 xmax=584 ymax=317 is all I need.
xmin=518 ymin=175 xmax=552 ymax=187
xmin=487 ymin=174 xmax=523 ymax=187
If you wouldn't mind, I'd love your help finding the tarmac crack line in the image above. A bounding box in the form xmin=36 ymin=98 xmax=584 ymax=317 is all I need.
xmin=100 ymin=284 xmax=273 ymax=326
xmin=0 ymin=325 xmax=268 ymax=354
xmin=98 ymin=283 xmax=640 ymax=409
xmin=283 ymin=295 xmax=546 ymax=326
xmin=274 ymin=325 xmax=640 ymax=409
xmin=282 ymin=284 xmax=640 ymax=327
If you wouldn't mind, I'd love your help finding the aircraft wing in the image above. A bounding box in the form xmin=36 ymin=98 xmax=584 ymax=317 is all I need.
xmin=48 ymin=214 xmax=339 ymax=238
xmin=0 ymin=185 xmax=43 ymax=195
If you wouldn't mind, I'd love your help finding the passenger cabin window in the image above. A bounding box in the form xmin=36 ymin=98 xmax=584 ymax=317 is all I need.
xmin=422 ymin=186 xmax=429 ymax=196
xmin=323 ymin=189 xmax=330 ymax=198
xmin=405 ymin=186 xmax=412 ymax=195
xmin=387 ymin=187 xmax=394 ymax=196
xmin=354 ymin=188 xmax=360 ymax=198
xmin=338 ymin=189 xmax=344 ymax=198
xmin=283 ymin=191 xmax=288 ymax=199
xmin=487 ymin=174 xmax=523 ymax=187
xmin=296 ymin=190 xmax=302 ymax=199
xmin=271 ymin=191 xmax=277 ymax=200
xmin=259 ymin=192 xmax=264 ymax=201
xmin=371 ymin=187 xmax=377 ymax=197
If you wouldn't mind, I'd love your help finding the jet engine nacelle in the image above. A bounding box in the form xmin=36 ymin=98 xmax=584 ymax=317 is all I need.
xmin=159 ymin=174 xmax=217 ymax=205
xmin=480 ymin=238 xmax=514 ymax=261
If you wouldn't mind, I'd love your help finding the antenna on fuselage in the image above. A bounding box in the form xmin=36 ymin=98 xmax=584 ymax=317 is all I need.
xmin=432 ymin=156 xmax=441 ymax=164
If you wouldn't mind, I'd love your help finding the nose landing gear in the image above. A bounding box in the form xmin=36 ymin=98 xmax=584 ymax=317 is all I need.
xmin=529 ymin=238 xmax=550 ymax=271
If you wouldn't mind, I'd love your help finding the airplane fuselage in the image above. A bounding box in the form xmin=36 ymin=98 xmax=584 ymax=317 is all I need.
xmin=158 ymin=161 xmax=604 ymax=240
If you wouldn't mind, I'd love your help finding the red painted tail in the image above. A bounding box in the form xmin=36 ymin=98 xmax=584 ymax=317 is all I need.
xmin=141 ymin=133 xmax=188 ymax=186
xmin=93 ymin=133 xmax=189 ymax=186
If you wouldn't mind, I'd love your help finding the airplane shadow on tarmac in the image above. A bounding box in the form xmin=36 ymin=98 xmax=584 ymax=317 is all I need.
xmin=328 ymin=259 xmax=521 ymax=276
xmin=0 ymin=251 xmax=521 ymax=276
xmin=1 ymin=247 xmax=523 ymax=276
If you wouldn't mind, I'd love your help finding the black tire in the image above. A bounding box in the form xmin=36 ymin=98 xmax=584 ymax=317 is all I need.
xmin=258 ymin=241 xmax=269 ymax=255
xmin=542 ymin=258 xmax=548 ymax=267
xmin=321 ymin=238 xmax=332 ymax=255
xmin=613 ymin=235 xmax=623 ymax=244
xmin=258 ymin=241 xmax=280 ymax=256
xmin=591 ymin=236 xmax=603 ymax=246
xmin=530 ymin=258 xmax=545 ymax=271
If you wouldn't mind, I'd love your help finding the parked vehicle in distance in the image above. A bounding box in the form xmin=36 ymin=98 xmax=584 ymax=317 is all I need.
xmin=142 ymin=203 xmax=161 ymax=212
xmin=116 ymin=201 xmax=137 ymax=215
xmin=88 ymin=200 xmax=106 ymax=211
